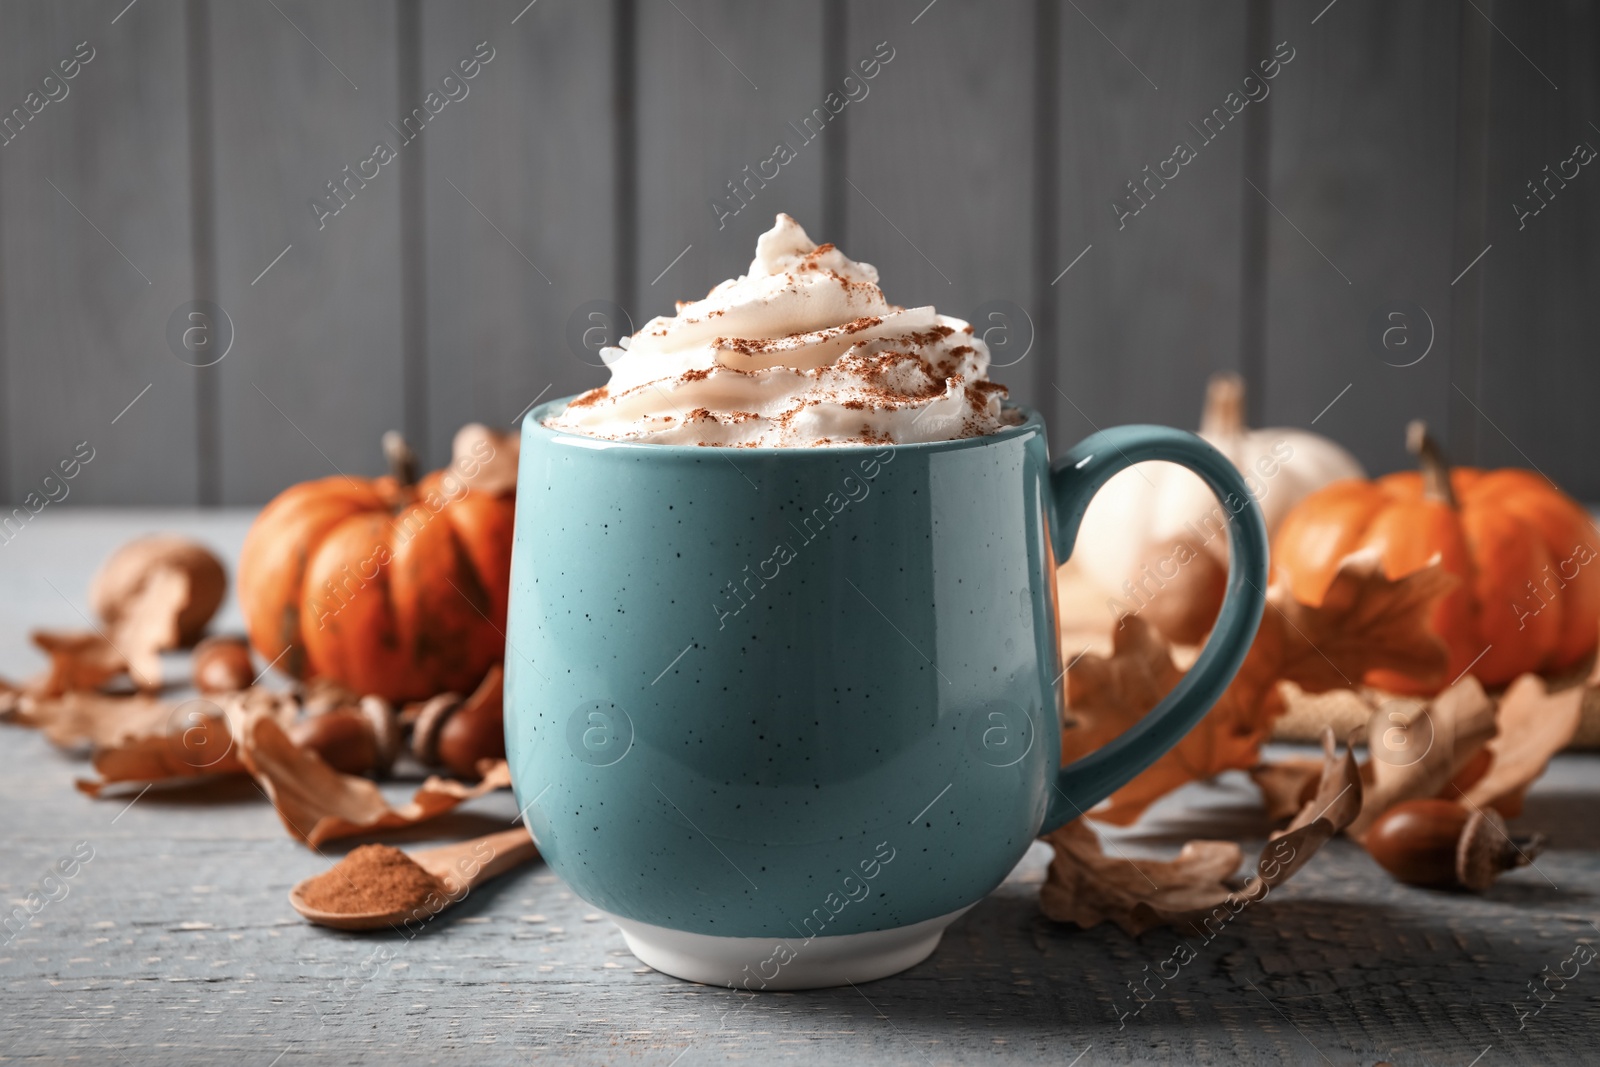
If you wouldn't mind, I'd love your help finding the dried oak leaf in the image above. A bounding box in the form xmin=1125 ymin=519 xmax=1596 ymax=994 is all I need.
xmin=78 ymin=715 xmax=242 ymax=793
xmin=1042 ymin=729 xmax=1361 ymax=936
xmin=1262 ymin=548 xmax=1454 ymax=694
xmin=1260 ymin=668 xmax=1580 ymax=837
xmin=1249 ymin=758 xmax=1325 ymax=823
xmin=1063 ymin=552 xmax=1453 ymax=825
xmin=26 ymin=572 xmax=185 ymax=696
xmin=1039 ymin=822 xmax=1243 ymax=935
xmin=75 ymin=688 xmax=298 ymax=795
xmin=22 ymin=690 xmax=172 ymax=751
xmin=1461 ymin=671 xmax=1587 ymax=819
xmin=238 ymin=712 xmax=510 ymax=847
xmin=27 ymin=630 xmax=130 ymax=696
xmin=1348 ymin=677 xmax=1497 ymax=838
xmin=86 ymin=536 xmax=229 ymax=690
xmin=108 ymin=564 xmax=193 ymax=689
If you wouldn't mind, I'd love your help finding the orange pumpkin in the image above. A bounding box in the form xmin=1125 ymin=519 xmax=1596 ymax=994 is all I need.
xmin=239 ymin=427 xmax=517 ymax=702
xmin=1272 ymin=421 xmax=1600 ymax=694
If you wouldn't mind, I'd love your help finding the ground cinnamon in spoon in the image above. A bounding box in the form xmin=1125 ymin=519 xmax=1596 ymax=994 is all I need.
xmin=299 ymin=844 xmax=445 ymax=915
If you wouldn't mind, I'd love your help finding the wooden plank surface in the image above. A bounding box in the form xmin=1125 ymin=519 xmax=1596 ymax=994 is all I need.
xmin=0 ymin=0 xmax=200 ymax=506
xmin=1050 ymin=0 xmax=1254 ymax=448
xmin=418 ymin=0 xmax=620 ymax=467
xmin=1257 ymin=0 xmax=1462 ymax=478
xmin=1470 ymin=0 xmax=1600 ymax=500
xmin=5 ymin=509 xmax=1600 ymax=1064
xmin=208 ymin=0 xmax=405 ymax=504
xmin=634 ymin=0 xmax=826 ymax=322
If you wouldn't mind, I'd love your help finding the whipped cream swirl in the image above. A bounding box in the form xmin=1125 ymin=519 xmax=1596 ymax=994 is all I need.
xmin=545 ymin=214 xmax=1014 ymax=447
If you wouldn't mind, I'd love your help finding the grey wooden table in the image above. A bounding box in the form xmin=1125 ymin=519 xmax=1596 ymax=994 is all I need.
xmin=2 ymin=510 xmax=1597 ymax=1065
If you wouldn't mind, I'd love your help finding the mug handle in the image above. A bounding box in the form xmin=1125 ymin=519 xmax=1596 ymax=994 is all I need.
xmin=1040 ymin=424 xmax=1269 ymax=833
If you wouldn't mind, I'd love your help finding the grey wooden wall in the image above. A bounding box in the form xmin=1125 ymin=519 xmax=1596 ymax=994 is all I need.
xmin=0 ymin=0 xmax=1596 ymax=506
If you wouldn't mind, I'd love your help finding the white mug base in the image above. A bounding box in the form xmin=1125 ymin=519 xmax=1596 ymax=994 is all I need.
xmin=607 ymin=906 xmax=973 ymax=990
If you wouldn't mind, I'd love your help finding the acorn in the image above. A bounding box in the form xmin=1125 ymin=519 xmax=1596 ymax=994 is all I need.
xmin=409 ymin=693 xmax=465 ymax=768
xmin=191 ymin=635 xmax=255 ymax=693
xmin=1364 ymin=798 xmax=1545 ymax=891
xmin=408 ymin=665 xmax=505 ymax=779
xmin=289 ymin=695 xmax=399 ymax=777
xmin=290 ymin=709 xmax=377 ymax=775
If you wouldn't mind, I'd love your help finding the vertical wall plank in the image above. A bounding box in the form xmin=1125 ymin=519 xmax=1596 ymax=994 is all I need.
xmin=1259 ymin=1 xmax=1461 ymax=477
xmin=1445 ymin=0 xmax=1491 ymax=471
xmin=3 ymin=2 xmax=1595 ymax=505
xmin=0 ymin=0 xmax=199 ymax=506
xmin=635 ymin=0 xmax=825 ymax=322
xmin=419 ymin=0 xmax=619 ymax=462
xmin=209 ymin=0 xmax=403 ymax=503
xmin=1052 ymin=1 xmax=1253 ymax=446
xmin=1472 ymin=0 xmax=1600 ymax=498
xmin=843 ymin=0 xmax=1040 ymax=415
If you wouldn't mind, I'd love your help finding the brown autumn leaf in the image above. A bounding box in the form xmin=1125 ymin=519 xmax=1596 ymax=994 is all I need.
xmin=19 ymin=690 xmax=172 ymax=750
xmin=26 ymin=567 xmax=189 ymax=696
xmin=108 ymin=564 xmax=192 ymax=689
xmin=1042 ymin=729 xmax=1361 ymax=936
xmin=1249 ymin=758 xmax=1324 ymax=822
xmin=1061 ymin=616 xmax=1250 ymax=820
xmin=1348 ymin=677 xmax=1497 ymax=838
xmin=1065 ymin=616 xmax=1181 ymax=733
xmin=237 ymin=711 xmax=510 ymax=847
xmin=1264 ymin=548 xmax=1455 ymax=693
xmin=1039 ymin=820 xmax=1242 ymax=935
xmin=1282 ymin=730 xmax=1364 ymax=833
xmin=74 ymin=687 xmax=299 ymax=795
xmin=1257 ymin=668 xmax=1585 ymax=836
xmin=72 ymin=535 xmax=229 ymax=691
xmin=1063 ymin=554 xmax=1453 ymax=825
xmin=1461 ymin=672 xmax=1586 ymax=819
xmin=77 ymin=715 xmax=244 ymax=793
xmin=28 ymin=630 xmax=130 ymax=696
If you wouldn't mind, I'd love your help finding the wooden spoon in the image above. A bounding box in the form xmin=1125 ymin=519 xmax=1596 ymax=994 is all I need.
xmin=289 ymin=826 xmax=538 ymax=930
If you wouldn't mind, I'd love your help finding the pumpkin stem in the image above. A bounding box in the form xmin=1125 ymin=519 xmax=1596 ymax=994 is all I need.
xmin=382 ymin=431 xmax=419 ymax=488
xmin=1200 ymin=372 xmax=1245 ymax=436
xmin=1407 ymin=420 xmax=1457 ymax=507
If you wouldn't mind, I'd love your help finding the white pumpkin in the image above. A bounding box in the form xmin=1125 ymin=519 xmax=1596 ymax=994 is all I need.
xmin=1071 ymin=373 xmax=1365 ymax=642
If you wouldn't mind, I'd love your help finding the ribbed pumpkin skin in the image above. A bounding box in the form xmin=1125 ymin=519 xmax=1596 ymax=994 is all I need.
xmin=1272 ymin=468 xmax=1600 ymax=694
xmin=238 ymin=471 xmax=512 ymax=702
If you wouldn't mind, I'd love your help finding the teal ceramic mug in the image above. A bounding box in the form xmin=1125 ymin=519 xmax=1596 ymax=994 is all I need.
xmin=506 ymin=399 xmax=1267 ymax=989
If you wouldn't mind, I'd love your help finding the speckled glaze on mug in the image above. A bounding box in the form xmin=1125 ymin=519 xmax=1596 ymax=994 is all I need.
xmin=506 ymin=399 xmax=1267 ymax=986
